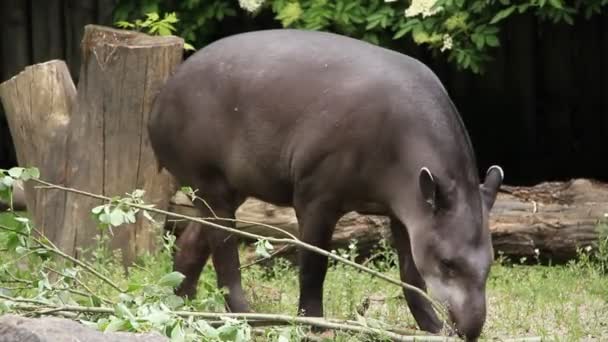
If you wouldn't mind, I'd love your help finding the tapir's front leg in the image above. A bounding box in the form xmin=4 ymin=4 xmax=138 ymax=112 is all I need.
xmin=389 ymin=218 xmax=443 ymax=333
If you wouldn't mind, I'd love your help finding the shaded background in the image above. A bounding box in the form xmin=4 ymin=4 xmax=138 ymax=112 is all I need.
xmin=1 ymin=0 xmax=607 ymax=186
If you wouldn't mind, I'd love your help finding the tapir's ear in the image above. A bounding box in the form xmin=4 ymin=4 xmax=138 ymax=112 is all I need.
xmin=480 ymin=165 xmax=504 ymax=209
xmin=419 ymin=167 xmax=437 ymax=211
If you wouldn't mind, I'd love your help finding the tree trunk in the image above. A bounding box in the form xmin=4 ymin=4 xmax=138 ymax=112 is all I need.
xmin=61 ymin=25 xmax=183 ymax=265
xmin=0 ymin=25 xmax=184 ymax=266
xmin=166 ymin=179 xmax=608 ymax=263
xmin=0 ymin=60 xmax=75 ymax=244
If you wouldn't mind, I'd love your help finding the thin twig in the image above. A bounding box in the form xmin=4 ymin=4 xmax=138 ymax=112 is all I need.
xmin=0 ymin=293 xmax=52 ymax=306
xmin=240 ymin=244 xmax=291 ymax=270
xmin=43 ymin=267 xmax=113 ymax=305
xmin=31 ymin=178 xmax=448 ymax=321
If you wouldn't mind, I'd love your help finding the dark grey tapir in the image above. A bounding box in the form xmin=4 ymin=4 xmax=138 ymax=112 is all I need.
xmin=148 ymin=29 xmax=503 ymax=341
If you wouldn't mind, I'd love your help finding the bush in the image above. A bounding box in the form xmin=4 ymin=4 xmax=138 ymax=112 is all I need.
xmin=113 ymin=0 xmax=607 ymax=74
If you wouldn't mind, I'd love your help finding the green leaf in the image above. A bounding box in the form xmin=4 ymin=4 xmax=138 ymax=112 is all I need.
xmin=486 ymin=35 xmax=500 ymax=47
xmin=157 ymin=26 xmax=172 ymax=36
xmin=127 ymin=282 xmax=143 ymax=292
xmin=109 ymin=209 xmax=124 ymax=227
xmin=158 ymin=271 xmax=186 ymax=288
xmin=104 ymin=318 xmax=128 ymax=332
xmin=164 ymin=294 xmax=185 ymax=310
xmin=471 ymin=33 xmax=485 ymax=49
xmin=6 ymin=233 xmax=19 ymax=250
xmin=92 ymin=205 xmax=105 ymax=214
xmin=115 ymin=303 xmax=135 ymax=319
xmin=1 ymin=176 xmax=14 ymax=188
xmin=99 ymin=213 xmax=111 ymax=224
xmin=393 ymin=27 xmax=409 ymax=39
xmin=490 ymin=6 xmax=516 ymax=24
xmin=170 ymin=322 xmax=186 ymax=342
xmin=144 ymin=309 xmax=172 ymax=325
xmin=548 ymin=0 xmax=563 ymax=9
xmin=7 ymin=168 xmax=23 ymax=178
xmin=217 ymin=324 xmax=239 ymax=340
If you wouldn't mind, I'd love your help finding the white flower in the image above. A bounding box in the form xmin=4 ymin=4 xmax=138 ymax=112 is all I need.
xmin=239 ymin=0 xmax=265 ymax=12
xmin=585 ymin=245 xmax=592 ymax=252
xmin=440 ymin=34 xmax=453 ymax=52
xmin=534 ymin=248 xmax=540 ymax=256
xmin=405 ymin=0 xmax=442 ymax=18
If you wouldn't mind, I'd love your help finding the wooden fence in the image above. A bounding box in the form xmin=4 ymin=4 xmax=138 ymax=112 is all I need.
xmin=1 ymin=1 xmax=607 ymax=185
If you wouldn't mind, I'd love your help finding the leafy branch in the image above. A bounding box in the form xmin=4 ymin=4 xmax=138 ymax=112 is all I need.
xmin=30 ymin=176 xmax=450 ymax=322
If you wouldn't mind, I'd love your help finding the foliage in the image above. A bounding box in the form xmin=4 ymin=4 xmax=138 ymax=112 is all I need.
xmin=113 ymin=0 xmax=608 ymax=74
xmin=115 ymin=12 xmax=195 ymax=50
xmin=113 ymin=0 xmax=239 ymax=52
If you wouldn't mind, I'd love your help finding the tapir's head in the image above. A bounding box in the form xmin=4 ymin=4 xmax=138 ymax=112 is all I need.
xmin=408 ymin=165 xmax=503 ymax=340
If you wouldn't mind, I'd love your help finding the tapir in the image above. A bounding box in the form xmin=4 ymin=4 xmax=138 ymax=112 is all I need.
xmin=148 ymin=28 xmax=503 ymax=340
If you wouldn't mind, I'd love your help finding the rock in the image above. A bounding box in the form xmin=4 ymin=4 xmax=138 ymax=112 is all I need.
xmin=0 ymin=314 xmax=169 ymax=342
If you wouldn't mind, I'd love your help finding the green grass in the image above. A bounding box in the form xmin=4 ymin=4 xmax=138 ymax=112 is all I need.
xmin=124 ymin=240 xmax=608 ymax=341
xmin=1 ymin=210 xmax=607 ymax=341
xmin=238 ymin=255 xmax=608 ymax=341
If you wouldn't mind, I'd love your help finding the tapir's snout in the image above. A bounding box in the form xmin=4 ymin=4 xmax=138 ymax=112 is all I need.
xmin=425 ymin=275 xmax=487 ymax=341
xmin=448 ymin=289 xmax=486 ymax=341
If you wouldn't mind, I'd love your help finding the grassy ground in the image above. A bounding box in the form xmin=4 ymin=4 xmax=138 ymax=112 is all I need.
xmin=1 ymin=211 xmax=607 ymax=341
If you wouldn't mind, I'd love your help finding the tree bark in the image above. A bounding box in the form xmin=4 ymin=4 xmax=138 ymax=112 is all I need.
xmin=0 ymin=60 xmax=75 ymax=244
xmin=0 ymin=25 xmax=184 ymax=266
xmin=166 ymin=179 xmax=608 ymax=263
xmin=61 ymin=25 xmax=183 ymax=265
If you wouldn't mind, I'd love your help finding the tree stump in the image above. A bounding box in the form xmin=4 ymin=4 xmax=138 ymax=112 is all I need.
xmin=0 ymin=60 xmax=75 ymax=244
xmin=166 ymin=179 xmax=608 ymax=263
xmin=0 ymin=25 xmax=184 ymax=266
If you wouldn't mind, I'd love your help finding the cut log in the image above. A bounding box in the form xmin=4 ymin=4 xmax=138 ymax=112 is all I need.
xmin=0 ymin=60 xmax=75 ymax=243
xmin=166 ymin=179 xmax=608 ymax=263
xmin=0 ymin=25 xmax=184 ymax=266
xmin=61 ymin=25 xmax=183 ymax=265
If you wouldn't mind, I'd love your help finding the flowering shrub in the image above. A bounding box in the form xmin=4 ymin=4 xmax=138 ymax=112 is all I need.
xmin=114 ymin=0 xmax=608 ymax=73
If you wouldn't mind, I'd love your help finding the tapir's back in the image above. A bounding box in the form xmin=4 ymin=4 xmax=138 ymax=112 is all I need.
xmin=149 ymin=29 xmax=474 ymax=204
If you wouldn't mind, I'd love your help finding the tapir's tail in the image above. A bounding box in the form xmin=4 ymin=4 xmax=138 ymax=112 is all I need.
xmin=148 ymin=91 xmax=165 ymax=174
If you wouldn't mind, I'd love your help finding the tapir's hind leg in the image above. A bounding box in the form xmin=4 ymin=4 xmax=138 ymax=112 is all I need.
xmin=172 ymin=175 xmax=249 ymax=312
xmin=389 ymin=218 xmax=443 ymax=333
xmin=173 ymin=221 xmax=212 ymax=298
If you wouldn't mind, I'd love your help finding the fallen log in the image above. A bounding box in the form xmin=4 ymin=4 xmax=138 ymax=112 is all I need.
xmin=165 ymin=178 xmax=608 ymax=262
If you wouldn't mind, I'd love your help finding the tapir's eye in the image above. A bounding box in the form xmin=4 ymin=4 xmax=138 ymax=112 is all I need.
xmin=439 ymin=258 xmax=457 ymax=277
